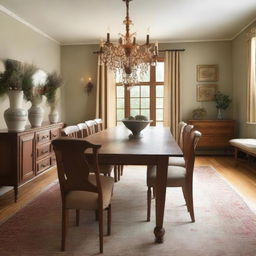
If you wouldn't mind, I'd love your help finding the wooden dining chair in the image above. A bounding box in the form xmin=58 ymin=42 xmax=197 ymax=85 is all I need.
xmin=85 ymin=120 xmax=96 ymax=135
xmin=52 ymin=137 xmax=114 ymax=254
xmin=168 ymin=121 xmax=188 ymax=167
xmin=61 ymin=125 xmax=80 ymax=138
xmin=94 ymin=118 xmax=104 ymax=133
xmin=77 ymin=123 xmax=89 ymax=138
xmin=146 ymin=129 xmax=201 ymax=222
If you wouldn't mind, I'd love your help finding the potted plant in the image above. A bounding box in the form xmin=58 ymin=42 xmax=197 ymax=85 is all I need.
xmin=0 ymin=59 xmax=35 ymax=131
xmin=214 ymin=91 xmax=232 ymax=120
xmin=44 ymin=71 xmax=63 ymax=123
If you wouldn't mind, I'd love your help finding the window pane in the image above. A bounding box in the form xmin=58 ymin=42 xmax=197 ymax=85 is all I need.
xmin=141 ymin=98 xmax=150 ymax=108
xmin=156 ymin=62 xmax=164 ymax=82
xmin=138 ymin=65 xmax=150 ymax=82
xmin=117 ymin=86 xmax=124 ymax=98
xmin=131 ymin=109 xmax=140 ymax=117
xmin=117 ymin=109 xmax=125 ymax=121
xmin=130 ymin=98 xmax=140 ymax=108
xmin=141 ymin=86 xmax=150 ymax=97
xmin=156 ymin=98 xmax=163 ymax=108
xmin=156 ymin=109 xmax=163 ymax=121
xmin=141 ymin=109 xmax=150 ymax=119
xmin=116 ymin=121 xmax=123 ymax=126
xmin=130 ymin=86 xmax=140 ymax=97
xmin=117 ymin=98 xmax=124 ymax=108
xmin=156 ymin=85 xmax=164 ymax=97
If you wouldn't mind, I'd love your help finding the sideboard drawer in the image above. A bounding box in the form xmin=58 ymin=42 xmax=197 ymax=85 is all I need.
xmin=36 ymin=142 xmax=51 ymax=160
xmin=36 ymin=130 xmax=50 ymax=144
xmin=51 ymin=128 xmax=60 ymax=140
xmin=37 ymin=157 xmax=51 ymax=174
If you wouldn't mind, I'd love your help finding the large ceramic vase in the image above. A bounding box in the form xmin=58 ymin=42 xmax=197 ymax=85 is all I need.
xmin=48 ymin=104 xmax=59 ymax=124
xmin=4 ymin=90 xmax=28 ymax=132
xmin=28 ymin=95 xmax=44 ymax=127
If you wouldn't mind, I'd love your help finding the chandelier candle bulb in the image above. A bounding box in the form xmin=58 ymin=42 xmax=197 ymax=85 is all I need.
xmin=146 ymin=34 xmax=149 ymax=44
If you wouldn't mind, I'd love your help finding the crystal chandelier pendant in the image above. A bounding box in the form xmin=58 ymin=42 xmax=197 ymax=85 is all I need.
xmin=98 ymin=0 xmax=158 ymax=89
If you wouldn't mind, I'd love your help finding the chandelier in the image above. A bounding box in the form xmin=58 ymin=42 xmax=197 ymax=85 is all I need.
xmin=98 ymin=0 xmax=158 ymax=88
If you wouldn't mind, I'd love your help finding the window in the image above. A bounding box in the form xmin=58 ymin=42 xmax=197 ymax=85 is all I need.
xmin=116 ymin=60 xmax=164 ymax=126
xmin=247 ymin=37 xmax=256 ymax=123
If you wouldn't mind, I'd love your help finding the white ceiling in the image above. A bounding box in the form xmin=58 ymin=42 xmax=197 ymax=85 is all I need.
xmin=0 ymin=0 xmax=256 ymax=45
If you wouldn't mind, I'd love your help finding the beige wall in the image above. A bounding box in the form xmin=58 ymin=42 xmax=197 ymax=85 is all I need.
xmin=160 ymin=42 xmax=233 ymax=122
xmin=232 ymin=21 xmax=256 ymax=137
xmin=0 ymin=11 xmax=61 ymax=129
xmin=61 ymin=44 xmax=98 ymax=125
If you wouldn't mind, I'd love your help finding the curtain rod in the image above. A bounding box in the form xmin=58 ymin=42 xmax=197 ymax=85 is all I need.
xmin=159 ymin=49 xmax=185 ymax=52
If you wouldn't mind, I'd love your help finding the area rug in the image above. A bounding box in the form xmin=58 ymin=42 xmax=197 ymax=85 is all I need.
xmin=0 ymin=166 xmax=255 ymax=256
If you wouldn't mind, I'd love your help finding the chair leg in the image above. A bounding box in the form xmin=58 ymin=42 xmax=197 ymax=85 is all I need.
xmin=95 ymin=210 xmax=99 ymax=221
xmin=61 ymin=208 xmax=69 ymax=251
xmin=147 ymin=187 xmax=152 ymax=222
xmin=114 ymin=165 xmax=118 ymax=182
xmin=118 ymin=165 xmax=121 ymax=181
xmin=187 ymin=182 xmax=195 ymax=222
xmin=75 ymin=209 xmax=80 ymax=226
xmin=107 ymin=205 xmax=111 ymax=236
xmin=182 ymin=186 xmax=190 ymax=212
xmin=98 ymin=209 xmax=104 ymax=253
xmin=152 ymin=187 xmax=156 ymax=199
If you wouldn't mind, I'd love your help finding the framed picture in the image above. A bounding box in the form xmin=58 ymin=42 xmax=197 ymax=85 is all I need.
xmin=197 ymin=84 xmax=217 ymax=102
xmin=197 ymin=65 xmax=218 ymax=82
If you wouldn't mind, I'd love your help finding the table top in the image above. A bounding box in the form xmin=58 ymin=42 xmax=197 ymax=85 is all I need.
xmin=85 ymin=126 xmax=182 ymax=157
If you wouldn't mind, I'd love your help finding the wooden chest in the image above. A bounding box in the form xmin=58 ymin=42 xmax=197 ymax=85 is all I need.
xmin=188 ymin=120 xmax=235 ymax=149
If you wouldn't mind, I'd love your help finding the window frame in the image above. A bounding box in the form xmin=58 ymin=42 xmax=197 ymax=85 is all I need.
xmin=116 ymin=58 xmax=164 ymax=126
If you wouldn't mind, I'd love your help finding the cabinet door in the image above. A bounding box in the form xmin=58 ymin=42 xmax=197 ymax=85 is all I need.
xmin=19 ymin=133 xmax=35 ymax=183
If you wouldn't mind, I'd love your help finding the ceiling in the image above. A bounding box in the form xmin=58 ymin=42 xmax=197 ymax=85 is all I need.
xmin=0 ymin=0 xmax=256 ymax=45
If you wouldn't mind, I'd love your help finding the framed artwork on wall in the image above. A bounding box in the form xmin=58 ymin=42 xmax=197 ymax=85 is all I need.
xmin=197 ymin=84 xmax=217 ymax=102
xmin=197 ymin=64 xmax=218 ymax=82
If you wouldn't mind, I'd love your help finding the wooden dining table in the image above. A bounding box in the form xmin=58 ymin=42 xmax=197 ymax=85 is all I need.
xmin=85 ymin=125 xmax=182 ymax=243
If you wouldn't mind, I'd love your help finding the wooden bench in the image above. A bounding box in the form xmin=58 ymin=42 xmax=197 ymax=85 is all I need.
xmin=229 ymin=139 xmax=256 ymax=165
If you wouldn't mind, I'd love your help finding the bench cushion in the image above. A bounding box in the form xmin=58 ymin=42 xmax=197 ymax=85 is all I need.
xmin=229 ymin=138 xmax=256 ymax=154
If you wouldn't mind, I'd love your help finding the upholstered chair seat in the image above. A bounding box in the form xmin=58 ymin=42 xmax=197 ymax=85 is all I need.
xmin=147 ymin=165 xmax=186 ymax=188
xmin=66 ymin=175 xmax=114 ymax=210
xmin=168 ymin=157 xmax=186 ymax=167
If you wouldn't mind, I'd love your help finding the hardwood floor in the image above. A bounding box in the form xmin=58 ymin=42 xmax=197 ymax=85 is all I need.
xmin=0 ymin=156 xmax=255 ymax=224
xmin=195 ymin=156 xmax=256 ymax=211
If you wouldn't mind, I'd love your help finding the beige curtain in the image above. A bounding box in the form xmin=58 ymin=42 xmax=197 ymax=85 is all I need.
xmin=96 ymin=59 xmax=116 ymax=129
xmin=163 ymin=51 xmax=181 ymax=139
xmin=247 ymin=37 xmax=256 ymax=123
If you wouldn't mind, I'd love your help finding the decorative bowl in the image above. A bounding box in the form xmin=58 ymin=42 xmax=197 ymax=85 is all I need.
xmin=122 ymin=119 xmax=152 ymax=138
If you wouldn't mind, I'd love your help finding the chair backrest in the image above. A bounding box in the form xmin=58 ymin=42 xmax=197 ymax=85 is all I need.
xmin=182 ymin=124 xmax=194 ymax=160
xmin=52 ymin=137 xmax=103 ymax=203
xmin=94 ymin=119 xmax=103 ymax=132
xmin=61 ymin=125 xmax=80 ymax=138
xmin=184 ymin=130 xmax=202 ymax=177
xmin=77 ymin=123 xmax=89 ymax=138
xmin=177 ymin=121 xmax=187 ymax=151
xmin=85 ymin=120 xmax=96 ymax=135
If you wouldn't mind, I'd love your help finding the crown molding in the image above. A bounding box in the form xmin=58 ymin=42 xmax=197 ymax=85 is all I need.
xmin=0 ymin=4 xmax=60 ymax=45
xmin=61 ymin=38 xmax=232 ymax=46
xmin=231 ymin=16 xmax=256 ymax=40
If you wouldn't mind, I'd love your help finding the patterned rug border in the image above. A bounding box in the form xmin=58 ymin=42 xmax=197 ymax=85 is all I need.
xmin=197 ymin=165 xmax=256 ymax=214
xmin=0 ymin=179 xmax=58 ymax=226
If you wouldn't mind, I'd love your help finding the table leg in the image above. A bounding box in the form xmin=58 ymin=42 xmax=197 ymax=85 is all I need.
xmin=154 ymin=156 xmax=168 ymax=243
